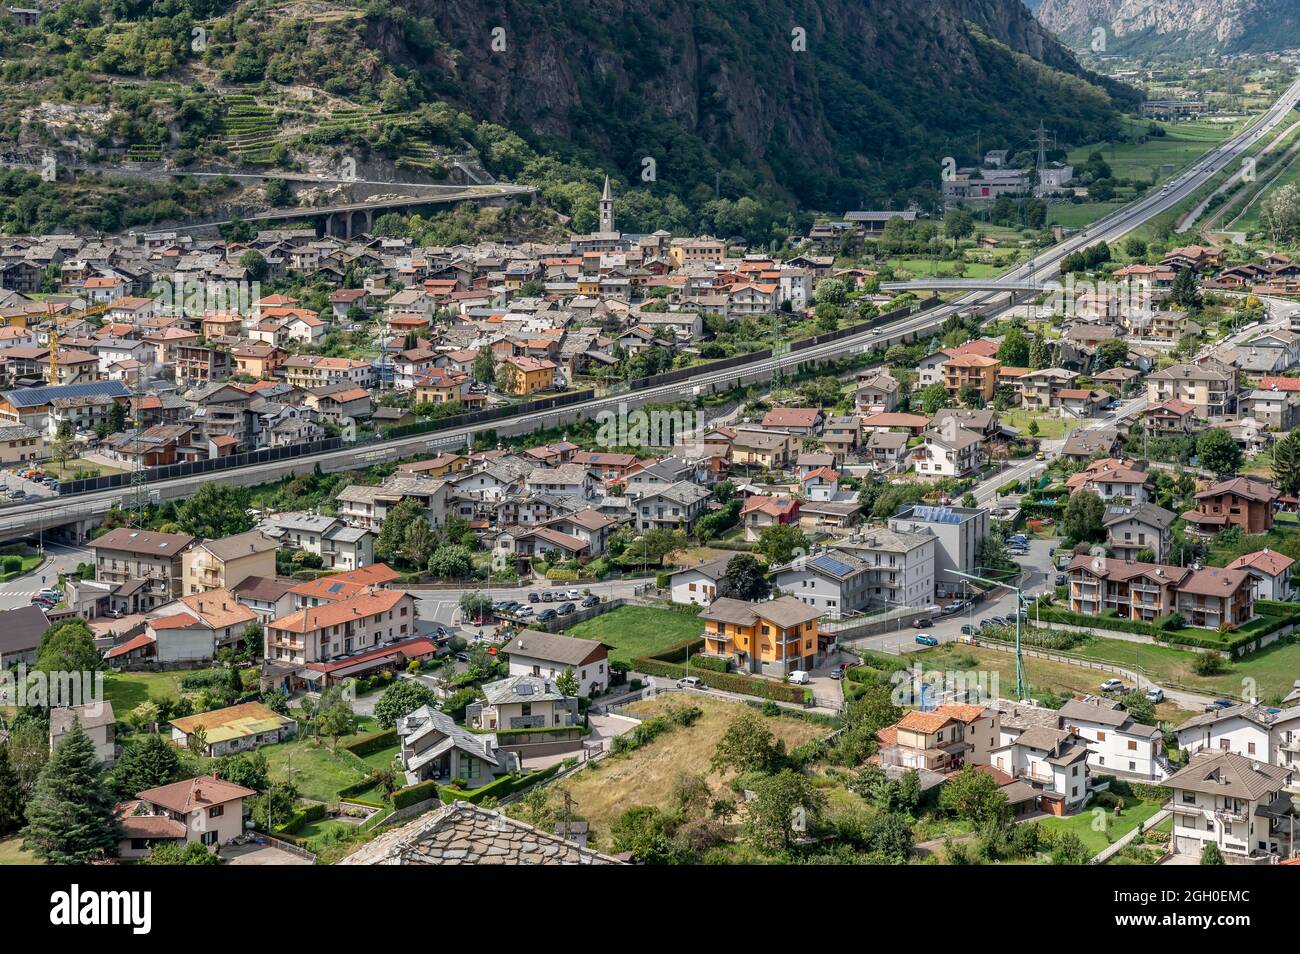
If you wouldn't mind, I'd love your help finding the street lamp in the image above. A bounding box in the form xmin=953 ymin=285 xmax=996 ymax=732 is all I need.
xmin=950 ymin=567 xmax=1025 ymax=702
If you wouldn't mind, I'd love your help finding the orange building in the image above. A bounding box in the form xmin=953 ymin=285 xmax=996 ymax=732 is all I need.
xmin=943 ymin=353 xmax=1001 ymax=402
xmin=699 ymin=596 xmax=824 ymax=677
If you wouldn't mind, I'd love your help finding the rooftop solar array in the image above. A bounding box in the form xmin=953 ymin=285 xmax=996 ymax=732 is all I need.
xmin=910 ymin=505 xmax=962 ymax=524
xmin=809 ymin=554 xmax=855 ymax=577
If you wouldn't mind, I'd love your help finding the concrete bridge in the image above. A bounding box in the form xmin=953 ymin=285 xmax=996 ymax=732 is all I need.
xmin=881 ymin=278 xmax=1053 ymax=293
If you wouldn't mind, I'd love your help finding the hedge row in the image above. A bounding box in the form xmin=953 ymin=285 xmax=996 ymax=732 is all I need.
xmin=632 ymin=656 xmax=807 ymax=703
xmin=438 ymin=763 xmax=562 ymax=805
xmin=274 ymin=802 xmax=327 ymax=835
xmin=340 ymin=727 xmax=398 ymax=757
xmin=390 ymin=779 xmax=440 ymax=810
xmin=1033 ymin=601 xmax=1294 ymax=653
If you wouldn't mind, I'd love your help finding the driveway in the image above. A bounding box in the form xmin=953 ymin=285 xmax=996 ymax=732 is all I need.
xmin=221 ymin=842 xmax=313 ymax=865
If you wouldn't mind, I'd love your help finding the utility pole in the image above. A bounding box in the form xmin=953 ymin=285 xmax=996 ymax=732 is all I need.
xmin=129 ymin=364 xmax=149 ymax=528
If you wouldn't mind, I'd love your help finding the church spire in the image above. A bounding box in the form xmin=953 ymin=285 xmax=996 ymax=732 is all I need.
xmin=599 ymin=175 xmax=615 ymax=234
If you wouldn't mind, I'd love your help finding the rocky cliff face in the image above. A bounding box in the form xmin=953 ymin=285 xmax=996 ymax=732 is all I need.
xmin=365 ymin=0 xmax=1134 ymax=207
xmin=1035 ymin=0 xmax=1300 ymax=53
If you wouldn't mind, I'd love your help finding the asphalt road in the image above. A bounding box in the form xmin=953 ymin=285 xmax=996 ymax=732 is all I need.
xmin=0 ymin=538 xmax=93 ymax=610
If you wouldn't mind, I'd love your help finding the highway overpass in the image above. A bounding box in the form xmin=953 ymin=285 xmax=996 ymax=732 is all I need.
xmin=5 ymin=74 xmax=1299 ymax=544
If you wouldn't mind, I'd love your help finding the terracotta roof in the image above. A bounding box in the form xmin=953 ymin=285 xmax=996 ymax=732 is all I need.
xmin=1226 ymin=548 xmax=1295 ymax=577
xmin=269 ymin=588 xmax=408 ymax=634
xmin=137 ymin=774 xmax=257 ymax=814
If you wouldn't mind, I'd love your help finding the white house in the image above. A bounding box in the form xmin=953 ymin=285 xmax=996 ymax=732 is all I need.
xmin=990 ymin=725 xmax=1092 ymax=814
xmin=1175 ymin=704 xmax=1275 ymax=763
xmin=499 ymin=630 xmax=609 ymax=697
xmin=1166 ymin=751 xmax=1294 ymax=860
xmin=669 ymin=555 xmax=733 ymax=607
xmin=1057 ymin=697 xmax=1168 ymax=782
xmin=1226 ymin=548 xmax=1295 ymax=602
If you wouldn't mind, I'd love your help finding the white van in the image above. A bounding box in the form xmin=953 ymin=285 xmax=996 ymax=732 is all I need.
xmin=789 ymin=670 xmax=811 ymax=685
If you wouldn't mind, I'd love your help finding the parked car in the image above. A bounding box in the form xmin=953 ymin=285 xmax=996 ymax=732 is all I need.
xmin=516 ymin=606 xmax=534 ymax=616
xmin=537 ymin=609 xmax=558 ymax=623
xmin=911 ymin=618 xmax=933 ymax=629
xmin=676 ymin=676 xmax=704 ymax=689
xmin=914 ymin=634 xmax=939 ymax=646
xmin=556 ymin=602 xmax=575 ymax=615
xmin=528 ymin=592 xmax=540 ymax=603
xmin=979 ymin=618 xmax=991 ymax=628
xmin=454 ymin=652 xmax=470 ymax=663
xmin=942 ymin=601 xmax=963 ymax=614
xmin=989 ymin=616 xmax=1009 ymax=627
xmin=788 ymin=670 xmax=811 ymax=685
xmin=1100 ymin=678 xmax=1125 ymax=693
xmin=830 ymin=666 xmax=845 ymax=680
xmin=960 ymin=624 xmax=979 ymax=636
xmin=541 ymin=591 xmax=555 ymax=602
xmin=1145 ymin=687 xmax=1165 ymax=703
xmin=1055 ymin=574 xmax=1067 ymax=586
xmin=30 ymin=595 xmax=54 ymax=607
xmin=38 ymin=587 xmax=60 ymax=601
xmin=580 ymin=594 xmax=600 ymax=608
xmin=1210 ymin=698 xmax=1235 ymax=710
xmin=565 ymin=588 xmax=581 ymax=600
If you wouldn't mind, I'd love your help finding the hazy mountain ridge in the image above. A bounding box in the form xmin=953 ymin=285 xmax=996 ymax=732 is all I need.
xmin=1035 ymin=0 xmax=1300 ymax=54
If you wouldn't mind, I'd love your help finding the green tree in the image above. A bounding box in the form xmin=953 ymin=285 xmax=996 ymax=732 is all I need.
xmin=744 ymin=769 xmax=826 ymax=852
xmin=920 ymin=381 xmax=949 ymax=416
xmin=140 ymin=840 xmax=220 ymax=865
xmin=998 ymin=327 xmax=1030 ymax=367
xmin=35 ymin=619 xmax=101 ymax=675
xmin=109 ymin=731 xmax=183 ymax=799
xmin=375 ymin=497 xmax=426 ymax=564
xmin=711 ymin=711 xmax=782 ymax=775
xmin=175 ymin=484 xmax=253 ymax=538
xmin=555 ymin=667 xmax=579 ymax=697
xmin=1272 ymin=431 xmax=1300 ymax=498
xmin=239 ymin=249 xmax=269 ymax=282
xmin=756 ymin=523 xmax=809 ymax=565
xmin=0 ymin=743 xmax=25 ymax=836
xmin=401 ymin=516 xmax=435 ymax=569
xmin=1196 ymin=428 xmax=1242 ymax=477
xmin=472 ymin=345 xmax=495 ymax=384
xmin=610 ymin=805 xmax=676 ymax=864
xmin=1200 ymin=842 xmax=1225 ymax=865
xmin=22 ymin=722 xmax=120 ymax=863
xmin=1096 ymin=337 xmax=1130 ymax=371
xmin=459 ymin=590 xmax=493 ymax=622
xmin=374 ymin=680 xmax=438 ymax=728
xmin=938 ymin=764 xmax=1011 ymax=828
xmin=1062 ymin=489 xmax=1106 ymax=545
xmin=719 ymin=553 xmax=772 ymax=601
xmin=427 ymin=544 xmax=474 ymax=579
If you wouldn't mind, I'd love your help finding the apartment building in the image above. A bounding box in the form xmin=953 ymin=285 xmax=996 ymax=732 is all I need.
xmin=1066 ymin=556 xmax=1254 ymax=629
xmin=1057 ymin=697 xmax=1168 ymax=782
xmin=698 ymin=595 xmax=824 ymax=678
xmin=181 ymin=530 xmax=278 ymax=595
xmin=91 ymin=528 xmax=198 ymax=611
xmin=1146 ymin=362 xmax=1237 ymax=418
xmin=1166 ymin=752 xmax=1294 ymax=860
xmin=773 ymin=530 xmax=936 ymax=619
xmin=264 ymin=588 xmax=416 ymax=667
xmin=1103 ymin=503 xmax=1176 ymax=562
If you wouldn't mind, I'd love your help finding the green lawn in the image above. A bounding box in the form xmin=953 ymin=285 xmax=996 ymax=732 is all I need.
xmin=0 ymin=836 xmax=37 ymax=865
xmin=563 ymin=605 xmax=703 ymax=666
xmin=0 ymin=546 xmax=42 ymax=582
xmin=1048 ymin=201 xmax=1125 ymax=229
xmin=262 ymin=737 xmax=371 ymax=803
xmin=1067 ymin=119 xmax=1237 ymax=183
xmin=1071 ymin=635 xmax=1300 ymax=703
xmin=1037 ymin=795 xmax=1164 ymax=856
xmin=1000 ymin=408 xmax=1068 ymax=439
xmin=101 ymin=670 xmax=193 ymax=711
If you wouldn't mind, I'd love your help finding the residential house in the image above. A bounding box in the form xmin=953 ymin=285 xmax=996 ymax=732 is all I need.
xmin=1226 ymin=548 xmax=1295 ymax=602
xmin=500 ymin=630 xmax=610 ymax=697
xmin=698 ymin=595 xmax=825 ymax=677
xmin=49 ymin=702 xmax=117 ymax=766
xmin=169 ymin=702 xmax=296 ymax=757
xmin=91 ymin=528 xmax=197 ymax=611
xmin=1182 ymin=477 xmax=1278 ymax=536
xmin=118 ymin=774 xmax=257 ymax=858
xmin=467 ymin=675 xmax=579 ymax=731
xmin=1103 ymin=503 xmax=1177 ymax=562
xmin=1166 ymin=751 xmax=1294 ymax=860
xmin=181 ymin=530 xmax=278 ymax=595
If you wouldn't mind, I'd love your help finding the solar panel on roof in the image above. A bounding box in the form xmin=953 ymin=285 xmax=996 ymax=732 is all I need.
xmin=512 ymin=684 xmax=535 ymax=695
xmin=328 ymin=582 xmax=345 ymax=593
xmin=809 ymin=554 xmax=854 ymax=577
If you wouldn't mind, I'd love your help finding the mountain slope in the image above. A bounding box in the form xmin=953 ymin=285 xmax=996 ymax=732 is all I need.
xmin=0 ymin=0 xmax=1137 ymax=236
xmin=1035 ymin=0 xmax=1300 ymax=54
xmin=365 ymin=0 xmax=1136 ymax=210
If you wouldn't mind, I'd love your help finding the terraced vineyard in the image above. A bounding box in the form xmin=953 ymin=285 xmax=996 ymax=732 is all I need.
xmin=217 ymin=93 xmax=280 ymax=165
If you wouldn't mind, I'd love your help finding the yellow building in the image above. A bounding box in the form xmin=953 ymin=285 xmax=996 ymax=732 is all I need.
xmin=501 ymin=356 xmax=556 ymax=396
xmin=699 ymin=596 xmax=823 ymax=677
xmin=182 ymin=530 xmax=279 ymax=595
